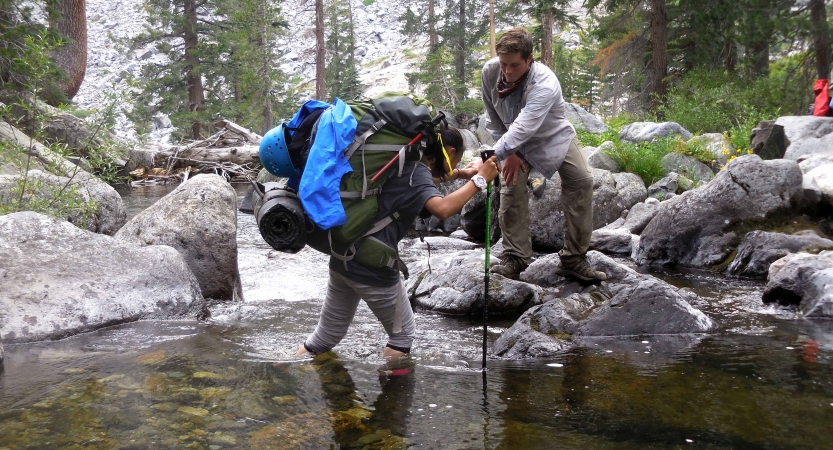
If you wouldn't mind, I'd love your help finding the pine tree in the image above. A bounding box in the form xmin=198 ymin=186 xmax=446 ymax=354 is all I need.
xmin=325 ymin=0 xmax=361 ymax=101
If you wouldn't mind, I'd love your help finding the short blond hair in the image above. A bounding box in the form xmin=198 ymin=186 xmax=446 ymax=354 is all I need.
xmin=496 ymin=27 xmax=533 ymax=59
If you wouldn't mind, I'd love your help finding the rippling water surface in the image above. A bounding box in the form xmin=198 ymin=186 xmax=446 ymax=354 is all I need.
xmin=1 ymin=184 xmax=832 ymax=449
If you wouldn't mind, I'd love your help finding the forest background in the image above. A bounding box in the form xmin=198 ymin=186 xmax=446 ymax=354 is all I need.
xmin=0 ymin=0 xmax=830 ymax=186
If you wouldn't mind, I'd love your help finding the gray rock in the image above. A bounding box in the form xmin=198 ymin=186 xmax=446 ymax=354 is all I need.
xmin=406 ymin=250 xmax=544 ymax=315
xmin=494 ymin=253 xmax=713 ymax=358
xmin=635 ymin=155 xmax=804 ymax=268
xmin=752 ymin=121 xmax=788 ymax=160
xmin=587 ymin=146 xmax=620 ymax=172
xmin=590 ymin=228 xmax=634 ymax=255
xmin=459 ymin=129 xmax=481 ymax=159
xmin=0 ymin=212 xmax=203 ymax=344
xmin=688 ymin=133 xmax=733 ymax=169
xmin=565 ymin=103 xmax=608 ymax=134
xmin=619 ymin=122 xmax=692 ymax=143
xmin=763 ymin=251 xmax=833 ymax=317
xmin=803 ymin=164 xmax=833 ymax=208
xmin=621 ymin=201 xmax=659 ymax=234
xmin=799 ymin=154 xmax=833 ymax=174
xmin=804 ymin=268 xmax=833 ymax=318
xmin=475 ymin=113 xmax=495 ymax=146
xmin=529 ymin=174 xmax=566 ymax=251
xmin=0 ymin=340 xmax=3 ymax=367
xmin=647 ymin=173 xmax=679 ymax=200
xmin=115 ymin=174 xmax=241 ymax=300
xmin=590 ymin=170 xmax=647 ymax=230
xmin=775 ymin=116 xmax=833 ymax=162
xmin=728 ymin=231 xmax=833 ymax=278
xmin=660 ymin=153 xmax=714 ymax=186
xmin=460 ymin=188 xmax=499 ymax=242
xmin=0 ymin=170 xmax=126 ymax=235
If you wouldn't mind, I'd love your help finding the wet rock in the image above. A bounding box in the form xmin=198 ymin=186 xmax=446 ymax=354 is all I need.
xmin=494 ymin=253 xmax=713 ymax=358
xmin=565 ymin=103 xmax=608 ymax=134
xmin=763 ymin=251 xmax=833 ymax=317
xmin=727 ymin=231 xmax=833 ymax=278
xmin=400 ymin=236 xmax=480 ymax=261
xmin=177 ymin=406 xmax=209 ymax=417
xmin=660 ymin=153 xmax=714 ymax=186
xmin=248 ymin=412 xmax=335 ymax=449
xmin=199 ymin=387 xmax=232 ymax=400
xmin=619 ymin=122 xmax=692 ymax=143
xmin=775 ymin=116 xmax=833 ymax=162
xmin=116 ymin=174 xmax=242 ymax=300
xmin=802 ymin=163 xmax=833 ymax=208
xmin=0 ymin=212 xmax=203 ymax=344
xmin=0 ymin=170 xmax=126 ymax=235
xmin=586 ymin=142 xmax=620 ymax=172
xmin=406 ymin=250 xmax=543 ymax=315
xmin=635 ymin=155 xmax=804 ymax=268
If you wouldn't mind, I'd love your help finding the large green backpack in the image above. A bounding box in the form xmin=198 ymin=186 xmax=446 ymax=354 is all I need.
xmin=305 ymin=93 xmax=444 ymax=277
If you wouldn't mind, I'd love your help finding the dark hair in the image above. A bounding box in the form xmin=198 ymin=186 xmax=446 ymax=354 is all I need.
xmin=426 ymin=126 xmax=463 ymax=179
xmin=496 ymin=27 xmax=533 ymax=60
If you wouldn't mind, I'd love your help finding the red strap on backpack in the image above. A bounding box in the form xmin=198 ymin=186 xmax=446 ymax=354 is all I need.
xmin=813 ymin=79 xmax=831 ymax=117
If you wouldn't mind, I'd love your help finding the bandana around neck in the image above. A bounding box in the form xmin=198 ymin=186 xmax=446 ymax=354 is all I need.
xmin=497 ymin=66 xmax=531 ymax=98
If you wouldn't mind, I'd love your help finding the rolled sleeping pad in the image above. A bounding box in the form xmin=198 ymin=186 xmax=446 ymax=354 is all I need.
xmin=254 ymin=183 xmax=308 ymax=253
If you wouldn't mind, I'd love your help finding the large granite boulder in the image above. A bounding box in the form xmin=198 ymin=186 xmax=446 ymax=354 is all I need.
xmin=0 ymin=212 xmax=204 ymax=344
xmin=647 ymin=173 xmax=680 ymax=200
xmin=475 ymin=114 xmax=495 ymax=146
xmin=775 ymin=116 xmax=833 ymax=162
xmin=460 ymin=188 xmax=500 ymax=242
xmin=635 ymin=155 xmax=804 ymax=268
xmin=116 ymin=174 xmax=241 ymax=300
xmin=751 ymin=121 xmax=788 ymax=160
xmin=589 ymin=202 xmax=659 ymax=255
xmin=565 ymin=103 xmax=608 ymax=134
xmin=586 ymin=142 xmax=620 ymax=172
xmin=763 ymin=251 xmax=833 ymax=318
xmin=803 ymin=163 xmax=833 ymax=208
xmin=405 ymin=250 xmax=544 ymax=315
xmin=0 ymin=170 xmax=126 ymax=235
xmin=619 ymin=122 xmax=692 ymax=143
xmin=416 ymin=178 xmax=467 ymax=233
xmin=728 ymin=231 xmax=833 ymax=277
xmin=494 ymin=252 xmax=714 ymax=358
xmin=799 ymin=154 xmax=833 ymax=174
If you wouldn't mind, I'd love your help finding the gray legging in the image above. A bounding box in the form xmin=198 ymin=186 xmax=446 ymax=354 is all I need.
xmin=304 ymin=269 xmax=416 ymax=354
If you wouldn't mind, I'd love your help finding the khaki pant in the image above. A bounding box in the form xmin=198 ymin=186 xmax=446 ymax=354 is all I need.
xmin=499 ymin=137 xmax=593 ymax=263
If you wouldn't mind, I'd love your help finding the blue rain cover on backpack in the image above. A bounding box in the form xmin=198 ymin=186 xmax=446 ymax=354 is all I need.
xmin=298 ymin=98 xmax=357 ymax=229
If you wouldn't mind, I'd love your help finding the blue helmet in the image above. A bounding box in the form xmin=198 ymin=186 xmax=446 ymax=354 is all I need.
xmin=260 ymin=123 xmax=301 ymax=178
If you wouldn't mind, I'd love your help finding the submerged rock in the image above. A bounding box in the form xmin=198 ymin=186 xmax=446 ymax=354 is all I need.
xmin=494 ymin=252 xmax=714 ymax=358
xmin=728 ymin=231 xmax=833 ymax=278
xmin=763 ymin=251 xmax=833 ymax=318
xmin=406 ymin=250 xmax=543 ymax=315
xmin=635 ymin=155 xmax=804 ymax=268
xmin=116 ymin=174 xmax=241 ymax=300
xmin=0 ymin=212 xmax=203 ymax=343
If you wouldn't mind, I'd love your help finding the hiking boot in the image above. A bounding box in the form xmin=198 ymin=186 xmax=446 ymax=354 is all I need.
xmin=529 ymin=177 xmax=547 ymax=197
xmin=490 ymin=256 xmax=528 ymax=280
xmin=557 ymin=254 xmax=607 ymax=282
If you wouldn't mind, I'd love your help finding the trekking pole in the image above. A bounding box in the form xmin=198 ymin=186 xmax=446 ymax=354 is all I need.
xmin=480 ymin=149 xmax=495 ymax=372
xmin=370 ymin=112 xmax=446 ymax=182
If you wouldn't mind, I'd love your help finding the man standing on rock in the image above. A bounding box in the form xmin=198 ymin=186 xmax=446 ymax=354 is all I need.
xmin=483 ymin=27 xmax=606 ymax=282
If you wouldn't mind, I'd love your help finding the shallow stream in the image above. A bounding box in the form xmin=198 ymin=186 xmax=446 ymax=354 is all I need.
xmin=1 ymin=184 xmax=832 ymax=449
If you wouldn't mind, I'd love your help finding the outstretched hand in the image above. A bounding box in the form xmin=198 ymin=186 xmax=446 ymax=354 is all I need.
xmin=502 ymin=153 xmax=527 ymax=185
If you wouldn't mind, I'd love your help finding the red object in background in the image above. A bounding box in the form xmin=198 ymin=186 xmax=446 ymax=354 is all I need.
xmin=803 ymin=340 xmax=819 ymax=363
xmin=813 ymin=79 xmax=831 ymax=116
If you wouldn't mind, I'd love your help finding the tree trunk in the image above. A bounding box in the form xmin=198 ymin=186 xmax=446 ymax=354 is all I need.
xmin=750 ymin=40 xmax=770 ymax=77
xmin=649 ymin=0 xmax=668 ymax=115
xmin=259 ymin=0 xmax=273 ymax=133
xmin=811 ymin=0 xmax=832 ymax=79
xmin=541 ymin=11 xmax=554 ymax=69
xmin=315 ymin=0 xmax=326 ymax=100
xmin=184 ymin=0 xmax=205 ymax=140
xmin=489 ymin=0 xmax=496 ymax=57
xmin=48 ymin=0 xmax=87 ymax=100
xmin=429 ymin=0 xmax=439 ymax=49
xmin=455 ymin=0 xmax=466 ymax=84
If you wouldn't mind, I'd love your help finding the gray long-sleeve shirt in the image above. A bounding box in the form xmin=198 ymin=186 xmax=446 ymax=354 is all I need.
xmin=481 ymin=58 xmax=576 ymax=179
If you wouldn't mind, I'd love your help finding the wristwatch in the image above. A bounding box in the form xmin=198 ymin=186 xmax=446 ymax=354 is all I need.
xmin=472 ymin=174 xmax=487 ymax=190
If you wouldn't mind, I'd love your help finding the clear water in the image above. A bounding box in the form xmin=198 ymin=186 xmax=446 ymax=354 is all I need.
xmin=1 ymin=184 xmax=832 ymax=449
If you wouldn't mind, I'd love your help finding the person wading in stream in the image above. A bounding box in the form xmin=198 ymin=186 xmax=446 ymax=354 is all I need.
xmin=484 ymin=27 xmax=606 ymax=282
xmin=296 ymin=127 xmax=500 ymax=365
